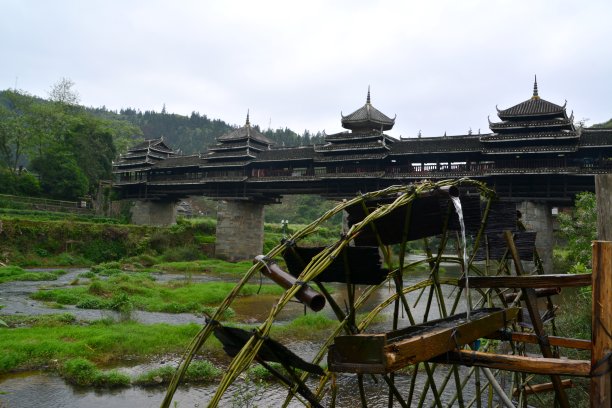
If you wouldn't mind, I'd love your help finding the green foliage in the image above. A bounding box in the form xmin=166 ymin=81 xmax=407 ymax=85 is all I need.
xmin=154 ymin=259 xmax=253 ymax=274
xmin=558 ymin=192 xmax=597 ymax=268
xmin=30 ymin=146 xmax=89 ymax=200
xmin=264 ymin=195 xmax=342 ymax=225
xmin=0 ymin=169 xmax=41 ymax=196
xmin=61 ymin=358 xmax=130 ymax=387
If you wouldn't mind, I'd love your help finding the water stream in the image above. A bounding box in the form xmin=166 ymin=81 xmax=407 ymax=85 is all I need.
xmin=0 ymin=261 xmax=468 ymax=407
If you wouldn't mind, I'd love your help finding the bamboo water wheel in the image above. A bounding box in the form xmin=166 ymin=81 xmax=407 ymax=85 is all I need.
xmin=162 ymin=178 xmax=599 ymax=408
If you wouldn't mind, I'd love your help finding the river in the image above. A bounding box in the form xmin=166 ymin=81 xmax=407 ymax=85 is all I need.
xmin=1 ymin=261 xmax=500 ymax=407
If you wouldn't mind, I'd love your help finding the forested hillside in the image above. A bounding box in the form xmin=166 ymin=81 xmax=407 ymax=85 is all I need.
xmin=0 ymin=84 xmax=141 ymax=200
xmin=91 ymin=106 xmax=325 ymax=155
xmin=0 ymin=84 xmax=323 ymax=201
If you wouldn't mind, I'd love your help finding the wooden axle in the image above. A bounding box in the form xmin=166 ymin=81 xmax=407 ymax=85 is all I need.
xmin=431 ymin=350 xmax=590 ymax=377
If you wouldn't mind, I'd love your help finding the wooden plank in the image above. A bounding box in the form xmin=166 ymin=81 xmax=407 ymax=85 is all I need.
xmin=431 ymin=350 xmax=591 ymax=377
xmin=486 ymin=331 xmax=592 ymax=350
xmin=513 ymin=379 xmax=574 ymax=396
xmin=591 ymin=241 xmax=612 ymax=408
xmin=458 ymin=274 xmax=592 ymax=289
xmin=328 ymin=307 xmax=519 ymax=374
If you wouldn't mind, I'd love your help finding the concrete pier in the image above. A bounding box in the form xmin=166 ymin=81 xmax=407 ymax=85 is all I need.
xmin=130 ymin=200 xmax=177 ymax=226
xmin=215 ymin=200 xmax=265 ymax=261
xmin=517 ymin=201 xmax=554 ymax=274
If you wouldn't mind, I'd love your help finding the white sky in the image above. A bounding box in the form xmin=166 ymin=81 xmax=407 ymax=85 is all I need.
xmin=2 ymin=0 xmax=612 ymax=140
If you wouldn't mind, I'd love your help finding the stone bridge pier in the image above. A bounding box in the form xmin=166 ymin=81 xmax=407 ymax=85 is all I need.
xmin=130 ymin=200 xmax=177 ymax=226
xmin=517 ymin=201 xmax=554 ymax=274
xmin=215 ymin=200 xmax=265 ymax=261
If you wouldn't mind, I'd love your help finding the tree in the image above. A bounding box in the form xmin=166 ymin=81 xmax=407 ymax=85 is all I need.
xmin=558 ymin=192 xmax=597 ymax=269
xmin=48 ymin=77 xmax=80 ymax=106
xmin=30 ymin=146 xmax=88 ymax=200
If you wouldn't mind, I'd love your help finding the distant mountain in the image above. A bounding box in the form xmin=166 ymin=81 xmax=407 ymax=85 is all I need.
xmin=592 ymin=118 xmax=612 ymax=129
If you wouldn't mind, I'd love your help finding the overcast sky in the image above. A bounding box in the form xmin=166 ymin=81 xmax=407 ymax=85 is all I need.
xmin=2 ymin=0 xmax=612 ymax=141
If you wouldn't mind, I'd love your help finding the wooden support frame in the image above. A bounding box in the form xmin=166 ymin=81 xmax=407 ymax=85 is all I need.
xmin=513 ymin=379 xmax=574 ymax=396
xmin=591 ymin=241 xmax=612 ymax=408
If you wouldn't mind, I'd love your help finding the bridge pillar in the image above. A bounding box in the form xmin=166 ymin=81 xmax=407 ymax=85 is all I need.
xmin=130 ymin=200 xmax=177 ymax=226
xmin=215 ymin=200 xmax=265 ymax=261
xmin=517 ymin=201 xmax=554 ymax=274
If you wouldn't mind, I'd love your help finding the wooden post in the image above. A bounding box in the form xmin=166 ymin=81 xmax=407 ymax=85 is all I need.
xmin=591 ymin=241 xmax=612 ymax=408
xmin=595 ymin=175 xmax=612 ymax=241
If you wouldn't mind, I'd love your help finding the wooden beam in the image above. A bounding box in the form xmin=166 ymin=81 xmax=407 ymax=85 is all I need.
xmin=591 ymin=241 xmax=612 ymax=408
xmin=513 ymin=379 xmax=574 ymax=396
xmin=328 ymin=308 xmax=519 ymax=374
xmin=431 ymin=350 xmax=590 ymax=377
xmin=458 ymin=274 xmax=592 ymax=289
xmin=486 ymin=330 xmax=592 ymax=350
xmin=503 ymin=287 xmax=561 ymax=302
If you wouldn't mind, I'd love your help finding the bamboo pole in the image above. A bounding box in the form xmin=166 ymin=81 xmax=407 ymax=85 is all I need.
xmin=591 ymin=241 xmax=612 ymax=408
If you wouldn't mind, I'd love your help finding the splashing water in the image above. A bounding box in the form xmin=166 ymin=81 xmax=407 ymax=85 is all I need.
xmin=451 ymin=196 xmax=471 ymax=321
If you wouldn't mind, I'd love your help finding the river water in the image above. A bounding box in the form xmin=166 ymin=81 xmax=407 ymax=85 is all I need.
xmin=0 ymin=261 xmax=494 ymax=408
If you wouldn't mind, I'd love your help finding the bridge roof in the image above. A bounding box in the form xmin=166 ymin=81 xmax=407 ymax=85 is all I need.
xmin=390 ymin=135 xmax=481 ymax=154
xmin=341 ymin=88 xmax=395 ymax=131
xmin=256 ymin=146 xmax=316 ymax=162
xmin=152 ymin=155 xmax=202 ymax=169
xmin=580 ymin=129 xmax=612 ymax=147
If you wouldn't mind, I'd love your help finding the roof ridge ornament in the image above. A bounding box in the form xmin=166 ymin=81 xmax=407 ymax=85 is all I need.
xmin=366 ymin=86 xmax=371 ymax=105
xmin=532 ymin=75 xmax=540 ymax=99
xmin=246 ymin=109 xmax=250 ymax=126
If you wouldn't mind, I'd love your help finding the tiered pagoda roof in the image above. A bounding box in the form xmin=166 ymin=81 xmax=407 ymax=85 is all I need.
xmin=315 ymin=89 xmax=395 ymax=163
xmin=113 ymin=137 xmax=177 ymax=173
xmin=483 ymin=77 xmax=578 ymax=153
xmin=206 ymin=112 xmax=274 ymax=162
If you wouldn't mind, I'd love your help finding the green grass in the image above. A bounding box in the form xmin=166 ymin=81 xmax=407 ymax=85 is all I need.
xmin=0 ymin=320 xmax=208 ymax=373
xmin=30 ymin=273 xmax=284 ymax=314
xmin=154 ymin=259 xmax=253 ymax=274
xmin=0 ymin=313 xmax=77 ymax=328
xmin=0 ymin=266 xmax=67 ymax=283
xmin=134 ymin=360 xmax=220 ymax=386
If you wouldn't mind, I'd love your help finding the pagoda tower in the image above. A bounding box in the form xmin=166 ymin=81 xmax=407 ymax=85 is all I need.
xmin=483 ymin=77 xmax=577 ymax=155
xmin=315 ymin=88 xmax=396 ymax=165
xmin=206 ymin=111 xmax=274 ymax=165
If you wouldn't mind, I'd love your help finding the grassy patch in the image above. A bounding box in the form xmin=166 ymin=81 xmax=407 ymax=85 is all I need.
xmin=154 ymin=259 xmax=253 ymax=274
xmin=30 ymin=273 xmax=283 ymax=314
xmin=272 ymin=313 xmax=337 ymax=340
xmin=0 ymin=313 xmax=77 ymax=328
xmin=0 ymin=321 xmax=209 ymax=373
xmin=134 ymin=360 xmax=220 ymax=386
xmin=0 ymin=266 xmax=67 ymax=283
xmin=61 ymin=358 xmax=131 ymax=388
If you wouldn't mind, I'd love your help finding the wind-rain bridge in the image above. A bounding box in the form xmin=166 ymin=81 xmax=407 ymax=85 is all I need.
xmin=113 ymin=80 xmax=612 ymax=270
